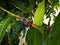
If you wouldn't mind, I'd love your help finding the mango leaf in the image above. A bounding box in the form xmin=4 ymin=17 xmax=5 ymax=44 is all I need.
xmin=0 ymin=16 xmax=11 ymax=44
xmin=34 ymin=0 xmax=45 ymax=26
xmin=26 ymin=28 xmax=43 ymax=45
xmin=42 ymin=30 xmax=50 ymax=45
xmin=47 ymin=13 xmax=60 ymax=45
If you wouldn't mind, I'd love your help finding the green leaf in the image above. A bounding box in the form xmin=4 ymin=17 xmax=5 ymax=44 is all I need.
xmin=0 ymin=16 xmax=11 ymax=44
xmin=11 ymin=0 xmax=27 ymax=13
xmin=50 ymin=0 xmax=58 ymax=7
xmin=47 ymin=13 xmax=60 ymax=45
xmin=34 ymin=0 xmax=45 ymax=26
xmin=0 ymin=10 xmax=5 ymax=21
xmin=26 ymin=0 xmax=34 ymax=12
xmin=40 ymin=25 xmax=46 ymax=34
xmin=26 ymin=28 xmax=43 ymax=45
xmin=42 ymin=30 xmax=50 ymax=45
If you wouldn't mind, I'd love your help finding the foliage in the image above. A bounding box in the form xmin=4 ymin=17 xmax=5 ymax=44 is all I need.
xmin=0 ymin=0 xmax=59 ymax=45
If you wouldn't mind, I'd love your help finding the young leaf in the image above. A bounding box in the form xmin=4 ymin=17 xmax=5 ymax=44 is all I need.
xmin=34 ymin=0 xmax=45 ymax=26
xmin=0 ymin=16 xmax=11 ymax=44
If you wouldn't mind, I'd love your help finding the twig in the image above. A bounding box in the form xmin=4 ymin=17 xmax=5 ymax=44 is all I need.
xmin=31 ymin=24 xmax=40 ymax=30
xmin=0 ymin=7 xmax=40 ymax=30
xmin=0 ymin=7 xmax=20 ymax=18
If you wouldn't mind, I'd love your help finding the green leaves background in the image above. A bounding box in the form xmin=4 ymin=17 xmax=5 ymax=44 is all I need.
xmin=0 ymin=0 xmax=59 ymax=45
xmin=0 ymin=16 xmax=11 ymax=44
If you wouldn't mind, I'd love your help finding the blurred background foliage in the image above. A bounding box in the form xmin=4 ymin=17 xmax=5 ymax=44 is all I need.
xmin=0 ymin=0 xmax=60 ymax=45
